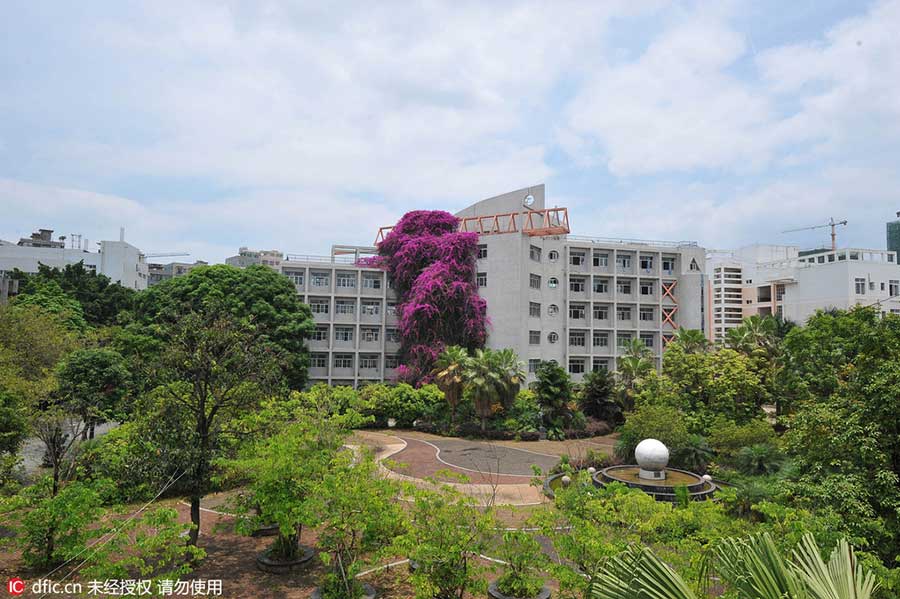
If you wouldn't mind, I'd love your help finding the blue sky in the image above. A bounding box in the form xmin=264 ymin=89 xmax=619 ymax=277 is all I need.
xmin=2 ymin=1 xmax=899 ymax=263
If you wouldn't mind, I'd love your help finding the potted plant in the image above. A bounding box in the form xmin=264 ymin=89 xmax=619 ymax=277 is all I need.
xmin=489 ymin=531 xmax=550 ymax=599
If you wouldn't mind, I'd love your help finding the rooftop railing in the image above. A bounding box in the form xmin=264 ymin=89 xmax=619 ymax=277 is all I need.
xmin=566 ymin=235 xmax=699 ymax=249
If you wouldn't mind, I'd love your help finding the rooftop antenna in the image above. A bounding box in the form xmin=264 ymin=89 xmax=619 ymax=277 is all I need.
xmin=782 ymin=217 xmax=848 ymax=251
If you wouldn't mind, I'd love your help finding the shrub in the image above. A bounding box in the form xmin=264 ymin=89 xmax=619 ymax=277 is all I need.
xmin=615 ymin=404 xmax=690 ymax=463
xmin=495 ymin=530 xmax=545 ymax=598
xmin=578 ymin=370 xmax=621 ymax=424
xmin=299 ymin=383 xmax=360 ymax=415
xmin=707 ymin=418 xmax=777 ymax=460
xmin=501 ymin=389 xmax=542 ymax=433
xmin=735 ymin=443 xmax=784 ymax=476
xmin=533 ymin=361 xmax=577 ymax=431
xmin=360 ymin=383 xmax=445 ymax=428
xmin=673 ymin=434 xmax=714 ymax=473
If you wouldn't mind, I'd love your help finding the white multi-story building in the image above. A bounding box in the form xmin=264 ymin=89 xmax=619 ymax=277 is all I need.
xmin=0 ymin=228 xmax=149 ymax=290
xmin=232 ymin=185 xmax=708 ymax=387
xmin=707 ymin=244 xmax=900 ymax=341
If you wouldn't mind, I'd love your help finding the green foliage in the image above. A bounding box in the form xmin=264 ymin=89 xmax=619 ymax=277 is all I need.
xmin=501 ymin=389 xmax=543 ymax=433
xmin=133 ymin=264 xmax=314 ymax=389
xmin=56 ymin=348 xmax=131 ymax=430
xmin=735 ymin=443 xmax=784 ymax=476
xmin=495 ymin=530 xmax=545 ymax=598
xmin=358 ymin=382 xmax=444 ymax=427
xmin=465 ymin=348 xmax=525 ymax=432
xmin=533 ymin=360 xmax=575 ymax=435
xmin=0 ymin=389 xmax=27 ymax=459
xmin=578 ymin=369 xmax=621 ymax=424
xmin=707 ymin=418 xmax=777 ymax=460
xmin=431 ymin=345 xmax=469 ymax=425
xmin=615 ymin=404 xmax=689 ymax=463
xmin=12 ymin=279 xmax=88 ymax=333
xmin=673 ymin=434 xmax=713 ymax=474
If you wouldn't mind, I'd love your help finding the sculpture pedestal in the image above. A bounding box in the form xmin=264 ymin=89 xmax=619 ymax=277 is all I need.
xmin=638 ymin=468 xmax=666 ymax=481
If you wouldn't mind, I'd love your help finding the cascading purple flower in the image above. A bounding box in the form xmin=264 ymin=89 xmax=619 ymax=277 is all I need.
xmin=375 ymin=210 xmax=489 ymax=383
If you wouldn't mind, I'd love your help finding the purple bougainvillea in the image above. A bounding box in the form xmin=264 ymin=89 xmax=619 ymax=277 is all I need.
xmin=374 ymin=210 xmax=488 ymax=383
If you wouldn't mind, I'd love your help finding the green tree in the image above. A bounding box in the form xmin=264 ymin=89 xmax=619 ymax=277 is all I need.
xmin=672 ymin=328 xmax=709 ymax=354
xmin=532 ymin=360 xmax=574 ymax=437
xmin=615 ymin=404 xmax=690 ymax=463
xmin=56 ymin=348 xmax=131 ymax=439
xmin=616 ymin=339 xmax=654 ymax=412
xmin=578 ymin=369 xmax=619 ymax=423
xmin=464 ymin=348 xmax=506 ymax=431
xmin=134 ymin=264 xmax=314 ymax=389
xmin=432 ymin=346 xmax=469 ymax=426
xmin=12 ymin=279 xmax=88 ymax=333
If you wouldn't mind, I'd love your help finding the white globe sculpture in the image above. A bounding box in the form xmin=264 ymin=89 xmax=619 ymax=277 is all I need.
xmin=635 ymin=439 xmax=669 ymax=481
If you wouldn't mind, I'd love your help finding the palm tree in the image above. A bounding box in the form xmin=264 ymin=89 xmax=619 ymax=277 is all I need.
xmin=493 ymin=348 xmax=526 ymax=408
xmin=464 ymin=348 xmax=505 ymax=431
xmin=672 ymin=328 xmax=709 ymax=353
xmin=616 ymin=339 xmax=654 ymax=412
xmin=431 ymin=345 xmax=470 ymax=426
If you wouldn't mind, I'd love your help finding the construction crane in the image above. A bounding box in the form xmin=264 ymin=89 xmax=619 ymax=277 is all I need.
xmin=782 ymin=217 xmax=848 ymax=251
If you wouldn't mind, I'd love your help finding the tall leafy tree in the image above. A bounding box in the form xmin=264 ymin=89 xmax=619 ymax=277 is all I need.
xmin=56 ymin=348 xmax=131 ymax=439
xmin=672 ymin=328 xmax=709 ymax=354
xmin=616 ymin=339 xmax=654 ymax=412
xmin=11 ymin=280 xmax=88 ymax=333
xmin=431 ymin=346 xmax=469 ymax=426
xmin=465 ymin=349 xmax=505 ymax=431
xmin=533 ymin=360 xmax=574 ymax=436
xmin=578 ymin=369 xmax=620 ymax=423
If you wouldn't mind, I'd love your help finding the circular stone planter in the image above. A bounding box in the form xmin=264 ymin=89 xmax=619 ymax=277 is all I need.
xmin=311 ymin=583 xmax=376 ymax=599
xmin=488 ymin=581 xmax=551 ymax=599
xmin=255 ymin=545 xmax=315 ymax=574
xmin=250 ymin=524 xmax=280 ymax=538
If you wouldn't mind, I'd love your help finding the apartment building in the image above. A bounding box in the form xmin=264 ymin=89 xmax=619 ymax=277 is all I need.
xmin=706 ymin=245 xmax=900 ymax=341
xmin=148 ymin=260 xmax=209 ymax=286
xmin=233 ymin=185 xmax=707 ymax=387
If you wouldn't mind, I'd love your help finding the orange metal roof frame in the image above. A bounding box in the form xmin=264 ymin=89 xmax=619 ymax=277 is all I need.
xmin=374 ymin=207 xmax=570 ymax=244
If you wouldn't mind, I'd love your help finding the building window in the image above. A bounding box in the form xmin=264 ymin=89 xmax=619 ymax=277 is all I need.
xmin=616 ymin=281 xmax=632 ymax=294
xmin=312 ymin=272 xmax=330 ymax=287
xmin=385 ymin=355 xmax=400 ymax=369
xmin=310 ymin=299 xmax=330 ymax=314
xmin=570 ymin=250 xmax=586 ymax=266
xmin=286 ymin=272 xmax=304 ymax=286
xmin=890 ymin=280 xmax=899 ymax=296
xmin=333 ymin=354 xmax=353 ymax=369
xmin=386 ymin=302 xmax=397 ymax=316
xmin=593 ymin=252 xmax=608 ymax=268
xmin=640 ymin=256 xmax=653 ymax=270
xmin=311 ymin=326 xmax=329 ymax=341
xmin=529 ymin=330 xmax=541 ymax=345
xmin=477 ymin=244 xmax=488 ymax=259
xmin=548 ymin=332 xmax=559 ymax=344
xmin=640 ymin=333 xmax=654 ymax=349
xmin=528 ymin=359 xmax=540 ymax=373
xmin=690 ymin=258 xmax=700 ymax=271
xmin=594 ymin=278 xmax=609 ymax=293
xmin=617 ymin=333 xmax=632 ymax=348
xmin=359 ymin=355 xmax=378 ymax=369
xmin=662 ymin=258 xmax=675 ymax=273
xmin=568 ymin=358 xmax=585 ymax=374
xmin=477 ymin=272 xmax=488 ymax=287
xmin=592 ymin=358 xmax=609 ymax=373
xmin=529 ymin=274 xmax=541 ymax=289
xmin=593 ymin=305 xmax=609 ymax=320
xmin=335 ymin=327 xmax=354 ymax=342
xmin=548 ymin=250 xmax=559 ymax=262
xmin=548 ymin=304 xmax=559 ymax=316
xmin=569 ymin=304 xmax=586 ymax=319
xmin=310 ymin=353 xmax=327 ymax=368
xmin=570 ymin=331 xmax=586 ymax=347
xmin=639 ymin=307 xmax=654 ymax=321
xmin=362 ymin=275 xmax=382 ymax=289
xmin=336 ymin=273 xmax=356 ymax=288
xmin=548 ymin=277 xmax=559 ymax=289
xmin=335 ymin=300 xmax=356 ymax=315
xmin=616 ymin=255 xmax=632 ymax=270
xmin=593 ymin=331 xmax=609 ymax=347
xmin=529 ymin=245 xmax=541 ymax=262
xmin=386 ymin=328 xmax=400 ymax=343
xmin=361 ymin=301 xmax=381 ymax=316
xmin=855 ymin=278 xmax=866 ymax=295
xmin=570 ymin=277 xmax=586 ymax=292
xmin=361 ymin=328 xmax=380 ymax=342
xmin=617 ymin=306 xmax=632 ymax=321
xmin=529 ymin=302 xmax=541 ymax=318
xmin=640 ymin=281 xmax=654 ymax=295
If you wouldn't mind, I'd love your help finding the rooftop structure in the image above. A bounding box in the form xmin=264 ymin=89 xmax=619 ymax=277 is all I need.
xmin=148 ymin=260 xmax=209 ymax=286
xmin=887 ymin=211 xmax=900 ymax=257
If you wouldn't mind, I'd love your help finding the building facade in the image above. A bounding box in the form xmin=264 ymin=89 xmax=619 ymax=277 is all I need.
xmin=0 ymin=228 xmax=149 ymax=290
xmin=888 ymin=211 xmax=900 ymax=257
xmin=225 ymin=247 xmax=283 ymax=270
xmin=148 ymin=260 xmax=209 ymax=286
xmin=232 ymin=185 xmax=707 ymax=387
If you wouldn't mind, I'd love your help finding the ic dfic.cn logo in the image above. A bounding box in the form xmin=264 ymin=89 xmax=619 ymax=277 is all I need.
xmin=7 ymin=577 xmax=25 ymax=596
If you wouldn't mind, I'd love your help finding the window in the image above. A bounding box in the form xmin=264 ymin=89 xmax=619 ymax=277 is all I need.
xmin=640 ymin=307 xmax=654 ymax=321
xmin=386 ymin=302 xmax=397 ymax=316
xmin=312 ymin=272 xmax=330 ymax=286
xmin=385 ymin=355 xmax=400 ymax=369
xmin=529 ymin=330 xmax=541 ymax=345
xmin=336 ymin=273 xmax=356 ymax=288
xmin=385 ymin=328 xmax=400 ymax=343
xmin=662 ymin=258 xmax=675 ymax=273
xmin=593 ymin=252 xmax=608 ymax=267
xmin=529 ymin=245 xmax=541 ymax=261
xmin=548 ymin=250 xmax=559 ymax=262
xmin=333 ymin=354 xmax=353 ymax=369
xmin=640 ymin=333 xmax=654 ymax=349
xmin=569 ymin=331 xmax=586 ymax=347
xmin=548 ymin=304 xmax=559 ymax=316
xmin=640 ymin=256 xmax=653 ymax=270
xmin=476 ymin=272 xmax=487 ymax=287
xmin=548 ymin=277 xmax=559 ymax=289
xmin=570 ymin=250 xmax=586 ymax=266
xmin=548 ymin=332 xmax=559 ymax=344
xmin=310 ymin=299 xmax=329 ymax=314
xmin=362 ymin=275 xmax=382 ymax=289
xmin=359 ymin=355 xmax=378 ymax=369
xmin=593 ymin=331 xmax=609 ymax=347
xmin=616 ymin=255 xmax=632 ymax=269
xmin=616 ymin=280 xmax=632 ymax=294
xmin=617 ymin=306 xmax=632 ymax=321
xmin=855 ymin=278 xmax=866 ymax=295
xmin=529 ymin=274 xmax=541 ymax=289
xmin=617 ymin=333 xmax=632 ymax=348
xmin=570 ymin=277 xmax=585 ymax=292
xmin=640 ymin=281 xmax=654 ymax=295
xmin=286 ymin=272 xmax=304 ymax=286
xmin=594 ymin=278 xmax=609 ymax=293
xmin=890 ymin=280 xmax=899 ymax=296
xmin=528 ymin=359 xmax=541 ymax=374
xmin=311 ymin=326 xmax=329 ymax=341
xmin=361 ymin=301 xmax=381 ymax=316
xmin=310 ymin=353 xmax=327 ymax=368
xmin=335 ymin=327 xmax=354 ymax=342
xmin=592 ymin=358 xmax=609 ymax=373
xmin=477 ymin=244 xmax=488 ymax=259
xmin=529 ymin=302 xmax=541 ymax=318
xmin=689 ymin=258 xmax=700 ymax=271
xmin=335 ymin=300 xmax=355 ymax=315
xmin=361 ymin=328 xmax=380 ymax=342
xmin=568 ymin=358 xmax=585 ymax=374
xmin=569 ymin=304 xmax=585 ymax=319
xmin=869 ymin=281 xmax=876 ymax=291
xmin=593 ymin=305 xmax=609 ymax=320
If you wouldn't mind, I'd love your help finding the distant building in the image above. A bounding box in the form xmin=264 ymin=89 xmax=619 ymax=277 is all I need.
xmin=148 ymin=260 xmax=209 ymax=286
xmin=0 ymin=228 xmax=149 ymax=290
xmin=888 ymin=211 xmax=900 ymax=256
xmin=225 ymin=247 xmax=283 ymax=270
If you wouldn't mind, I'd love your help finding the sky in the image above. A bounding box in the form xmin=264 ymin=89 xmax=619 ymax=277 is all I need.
xmin=2 ymin=1 xmax=899 ymax=263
